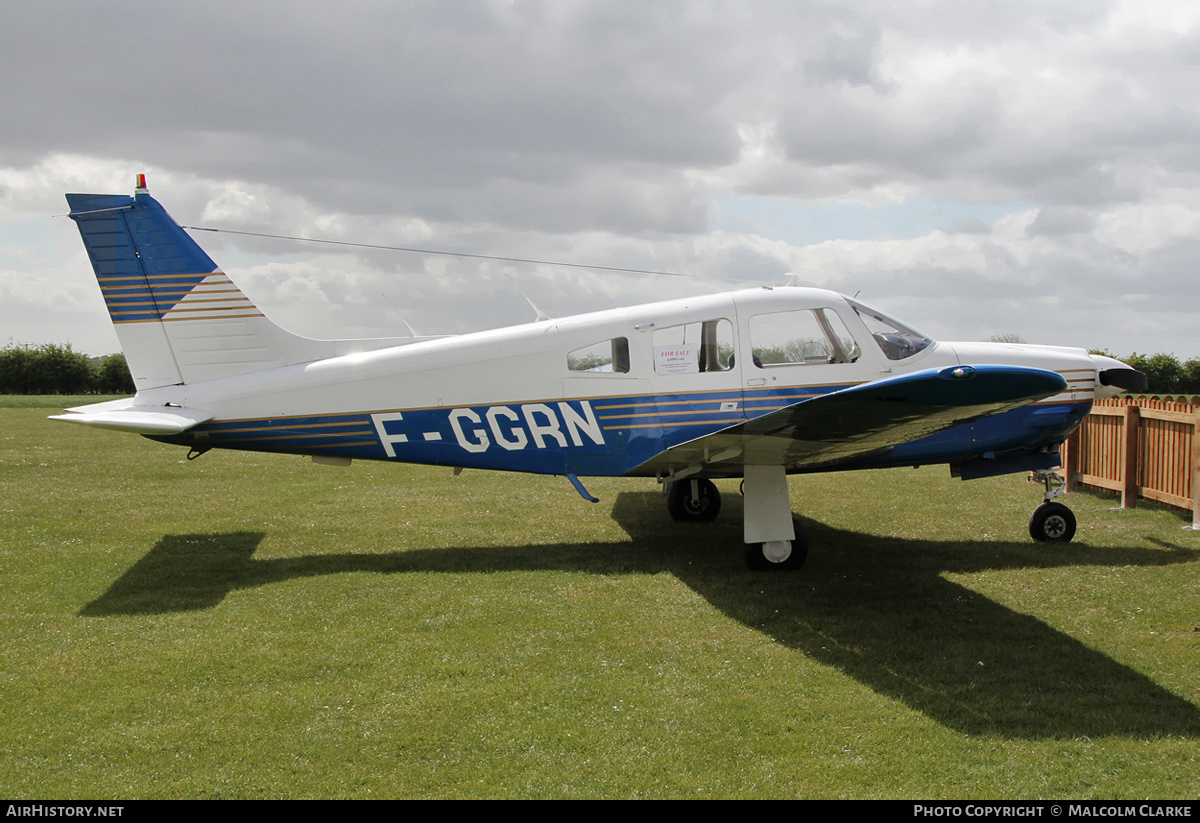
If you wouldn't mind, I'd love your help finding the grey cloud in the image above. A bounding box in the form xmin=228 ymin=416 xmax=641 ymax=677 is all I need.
xmin=946 ymin=217 xmax=991 ymax=235
xmin=1027 ymin=207 xmax=1097 ymax=237
xmin=760 ymin=2 xmax=1200 ymax=209
xmin=5 ymin=2 xmax=744 ymax=232
xmin=6 ymin=0 xmax=1200 ymax=360
xmin=775 ymin=84 xmax=1002 ymax=183
xmin=802 ymin=19 xmax=884 ymax=89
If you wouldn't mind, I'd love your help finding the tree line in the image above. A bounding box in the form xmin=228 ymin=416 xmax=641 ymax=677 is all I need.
xmin=1112 ymin=352 xmax=1200 ymax=396
xmin=0 ymin=343 xmax=135 ymax=395
xmin=985 ymin=336 xmax=1200 ymax=395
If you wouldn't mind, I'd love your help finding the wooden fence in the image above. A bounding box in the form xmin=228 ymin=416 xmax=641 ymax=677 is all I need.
xmin=1060 ymin=395 xmax=1200 ymax=528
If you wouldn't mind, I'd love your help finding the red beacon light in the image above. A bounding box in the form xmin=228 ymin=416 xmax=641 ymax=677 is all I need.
xmin=135 ymin=173 xmax=148 ymax=193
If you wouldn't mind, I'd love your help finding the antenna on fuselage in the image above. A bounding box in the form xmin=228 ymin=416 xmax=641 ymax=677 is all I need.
xmin=784 ymin=272 xmax=801 ymax=286
xmin=504 ymin=272 xmax=551 ymax=322
xmin=381 ymin=293 xmax=421 ymax=337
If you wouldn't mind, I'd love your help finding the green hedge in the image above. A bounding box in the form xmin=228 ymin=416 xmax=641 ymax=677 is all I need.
xmin=1120 ymin=352 xmax=1200 ymax=396
xmin=0 ymin=343 xmax=134 ymax=395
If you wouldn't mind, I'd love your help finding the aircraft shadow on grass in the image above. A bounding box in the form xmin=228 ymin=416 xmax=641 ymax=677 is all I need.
xmin=81 ymin=491 xmax=1200 ymax=739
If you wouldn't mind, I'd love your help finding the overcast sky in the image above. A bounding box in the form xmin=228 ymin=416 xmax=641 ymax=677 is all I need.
xmin=2 ymin=0 xmax=1198 ymax=358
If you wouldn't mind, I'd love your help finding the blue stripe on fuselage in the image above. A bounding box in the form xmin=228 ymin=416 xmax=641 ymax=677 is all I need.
xmin=148 ymin=388 xmax=1089 ymax=479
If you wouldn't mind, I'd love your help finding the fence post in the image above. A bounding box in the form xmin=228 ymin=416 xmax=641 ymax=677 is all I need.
xmin=1193 ymin=406 xmax=1200 ymax=530
xmin=1122 ymin=404 xmax=1139 ymax=509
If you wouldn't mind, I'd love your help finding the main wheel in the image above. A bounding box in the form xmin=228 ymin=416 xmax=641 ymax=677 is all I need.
xmin=1029 ymin=502 xmax=1076 ymax=542
xmin=744 ymin=523 xmax=809 ymax=571
xmin=665 ymin=478 xmax=721 ymax=522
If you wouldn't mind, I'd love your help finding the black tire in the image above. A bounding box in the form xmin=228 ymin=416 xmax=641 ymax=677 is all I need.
xmin=744 ymin=523 xmax=809 ymax=571
xmin=1029 ymin=502 xmax=1076 ymax=542
xmin=665 ymin=478 xmax=721 ymax=522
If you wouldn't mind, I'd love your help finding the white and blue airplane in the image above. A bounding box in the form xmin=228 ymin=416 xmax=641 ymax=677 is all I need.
xmin=53 ymin=176 xmax=1145 ymax=569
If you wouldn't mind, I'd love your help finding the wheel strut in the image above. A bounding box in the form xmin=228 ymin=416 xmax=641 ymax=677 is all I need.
xmin=1031 ymin=468 xmax=1065 ymax=503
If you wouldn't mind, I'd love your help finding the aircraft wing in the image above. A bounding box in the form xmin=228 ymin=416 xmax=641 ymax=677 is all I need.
xmin=633 ymin=365 xmax=1068 ymax=476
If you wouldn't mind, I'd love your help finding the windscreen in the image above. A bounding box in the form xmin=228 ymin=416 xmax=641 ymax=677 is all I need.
xmin=846 ymin=298 xmax=934 ymax=361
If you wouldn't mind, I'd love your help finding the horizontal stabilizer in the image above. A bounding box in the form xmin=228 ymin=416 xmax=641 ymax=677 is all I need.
xmin=49 ymin=401 xmax=212 ymax=435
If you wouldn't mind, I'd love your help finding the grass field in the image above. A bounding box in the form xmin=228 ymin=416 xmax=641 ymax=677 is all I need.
xmin=2 ymin=400 xmax=1197 ymax=798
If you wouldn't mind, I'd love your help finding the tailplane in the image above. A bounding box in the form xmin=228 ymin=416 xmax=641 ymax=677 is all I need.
xmin=67 ymin=175 xmax=391 ymax=389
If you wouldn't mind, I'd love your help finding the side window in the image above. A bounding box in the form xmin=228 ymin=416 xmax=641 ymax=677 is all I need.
xmin=567 ymin=338 xmax=631 ymax=373
xmin=652 ymin=319 xmax=734 ymax=375
xmin=748 ymin=309 xmax=859 ymax=367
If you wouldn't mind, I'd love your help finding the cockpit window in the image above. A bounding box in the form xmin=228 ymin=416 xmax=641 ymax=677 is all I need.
xmin=846 ymin=299 xmax=933 ymax=361
xmin=747 ymin=309 xmax=859 ymax=367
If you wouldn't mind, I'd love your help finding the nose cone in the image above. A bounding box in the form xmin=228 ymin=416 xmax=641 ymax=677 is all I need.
xmin=1091 ymin=353 xmax=1147 ymax=397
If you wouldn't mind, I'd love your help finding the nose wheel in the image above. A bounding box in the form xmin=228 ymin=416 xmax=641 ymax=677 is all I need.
xmin=1029 ymin=501 xmax=1076 ymax=542
xmin=1028 ymin=468 xmax=1076 ymax=542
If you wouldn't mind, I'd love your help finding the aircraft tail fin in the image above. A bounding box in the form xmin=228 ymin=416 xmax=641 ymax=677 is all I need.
xmin=67 ymin=175 xmax=341 ymax=389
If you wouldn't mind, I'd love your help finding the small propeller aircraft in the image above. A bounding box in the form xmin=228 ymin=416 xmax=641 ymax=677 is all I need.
xmin=53 ymin=176 xmax=1145 ymax=569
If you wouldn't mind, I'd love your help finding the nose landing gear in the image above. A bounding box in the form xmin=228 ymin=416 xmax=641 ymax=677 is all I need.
xmin=1028 ymin=469 xmax=1076 ymax=542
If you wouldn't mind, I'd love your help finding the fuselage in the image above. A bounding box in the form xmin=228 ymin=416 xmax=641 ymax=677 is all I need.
xmin=132 ymin=285 xmax=1104 ymax=479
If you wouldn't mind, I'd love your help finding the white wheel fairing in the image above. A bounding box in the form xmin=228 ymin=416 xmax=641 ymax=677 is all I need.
xmin=762 ymin=540 xmax=792 ymax=563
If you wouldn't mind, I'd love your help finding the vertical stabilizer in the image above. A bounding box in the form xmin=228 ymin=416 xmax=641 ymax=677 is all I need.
xmin=67 ymin=177 xmax=337 ymax=389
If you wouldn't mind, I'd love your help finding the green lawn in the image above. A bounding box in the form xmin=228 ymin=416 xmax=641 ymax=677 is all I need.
xmin=2 ymin=402 xmax=1197 ymax=798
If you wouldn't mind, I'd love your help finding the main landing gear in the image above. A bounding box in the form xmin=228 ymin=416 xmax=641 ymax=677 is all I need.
xmin=743 ymin=524 xmax=809 ymax=571
xmin=665 ymin=477 xmax=721 ymax=521
xmin=1028 ymin=469 xmax=1076 ymax=542
xmin=664 ymin=465 xmax=807 ymax=571
xmin=664 ymin=465 xmax=1078 ymax=568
